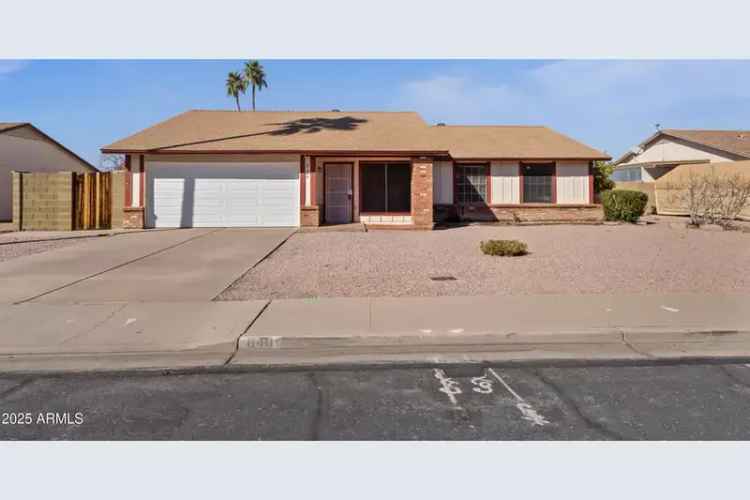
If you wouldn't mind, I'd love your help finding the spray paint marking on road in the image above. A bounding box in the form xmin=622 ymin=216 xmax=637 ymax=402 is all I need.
xmin=487 ymin=368 xmax=550 ymax=427
xmin=470 ymin=375 xmax=494 ymax=394
xmin=433 ymin=369 xmax=462 ymax=406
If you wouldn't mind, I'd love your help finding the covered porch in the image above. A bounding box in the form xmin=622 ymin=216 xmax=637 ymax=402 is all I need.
xmin=299 ymin=155 xmax=433 ymax=229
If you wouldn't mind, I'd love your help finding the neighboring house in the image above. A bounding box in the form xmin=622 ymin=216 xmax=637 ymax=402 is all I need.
xmin=101 ymin=110 xmax=609 ymax=229
xmin=0 ymin=123 xmax=97 ymax=221
xmin=613 ymin=129 xmax=750 ymax=182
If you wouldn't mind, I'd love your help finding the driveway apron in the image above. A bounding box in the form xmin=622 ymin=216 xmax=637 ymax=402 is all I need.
xmin=33 ymin=228 xmax=296 ymax=304
xmin=0 ymin=229 xmax=213 ymax=304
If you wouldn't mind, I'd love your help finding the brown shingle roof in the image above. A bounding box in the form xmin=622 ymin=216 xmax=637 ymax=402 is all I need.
xmin=428 ymin=125 xmax=608 ymax=160
xmin=103 ymin=111 xmax=444 ymax=154
xmin=102 ymin=110 xmax=610 ymax=160
xmin=615 ymin=129 xmax=750 ymax=165
xmin=661 ymin=129 xmax=750 ymax=158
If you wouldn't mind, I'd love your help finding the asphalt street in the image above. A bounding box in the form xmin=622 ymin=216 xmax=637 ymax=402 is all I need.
xmin=2 ymin=362 xmax=750 ymax=440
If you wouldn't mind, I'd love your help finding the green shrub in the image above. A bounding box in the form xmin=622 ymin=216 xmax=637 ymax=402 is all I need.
xmin=480 ymin=239 xmax=528 ymax=257
xmin=601 ymin=189 xmax=649 ymax=222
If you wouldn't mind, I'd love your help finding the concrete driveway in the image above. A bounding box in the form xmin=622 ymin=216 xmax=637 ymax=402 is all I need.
xmin=0 ymin=228 xmax=295 ymax=304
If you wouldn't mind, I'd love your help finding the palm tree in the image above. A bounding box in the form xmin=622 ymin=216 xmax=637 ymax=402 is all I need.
xmin=243 ymin=60 xmax=268 ymax=111
xmin=225 ymin=71 xmax=246 ymax=111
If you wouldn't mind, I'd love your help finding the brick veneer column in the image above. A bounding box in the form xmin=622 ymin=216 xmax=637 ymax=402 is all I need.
xmin=411 ymin=157 xmax=434 ymax=229
xmin=122 ymin=207 xmax=145 ymax=229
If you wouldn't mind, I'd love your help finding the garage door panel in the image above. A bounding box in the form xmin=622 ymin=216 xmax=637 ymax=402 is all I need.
xmin=148 ymin=162 xmax=299 ymax=228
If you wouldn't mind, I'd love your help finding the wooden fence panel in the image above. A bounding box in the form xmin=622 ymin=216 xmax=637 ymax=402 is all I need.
xmin=73 ymin=172 xmax=112 ymax=230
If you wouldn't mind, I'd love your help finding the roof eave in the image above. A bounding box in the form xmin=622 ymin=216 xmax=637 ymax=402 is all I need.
xmin=101 ymin=148 xmax=451 ymax=156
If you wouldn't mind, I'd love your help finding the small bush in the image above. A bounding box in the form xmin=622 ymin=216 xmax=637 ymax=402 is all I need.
xmin=480 ymin=239 xmax=528 ymax=257
xmin=601 ymin=189 xmax=649 ymax=222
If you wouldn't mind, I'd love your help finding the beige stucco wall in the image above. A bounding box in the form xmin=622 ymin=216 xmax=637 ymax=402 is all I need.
xmin=556 ymin=161 xmax=590 ymax=204
xmin=620 ymin=137 xmax=735 ymax=167
xmin=490 ymin=161 xmax=520 ymax=204
xmin=0 ymin=127 xmax=93 ymax=221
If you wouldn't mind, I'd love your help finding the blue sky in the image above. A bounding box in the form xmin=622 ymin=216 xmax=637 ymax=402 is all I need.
xmin=1 ymin=59 xmax=749 ymax=166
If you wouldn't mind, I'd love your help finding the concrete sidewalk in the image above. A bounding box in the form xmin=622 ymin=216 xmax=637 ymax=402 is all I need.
xmin=1 ymin=293 xmax=749 ymax=373
xmin=0 ymin=301 xmax=267 ymax=372
xmin=232 ymin=293 xmax=750 ymax=367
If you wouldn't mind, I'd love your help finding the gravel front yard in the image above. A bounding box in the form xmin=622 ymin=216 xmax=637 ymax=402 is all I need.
xmin=218 ymin=219 xmax=750 ymax=300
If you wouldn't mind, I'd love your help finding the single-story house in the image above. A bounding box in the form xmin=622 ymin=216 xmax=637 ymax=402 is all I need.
xmin=101 ymin=110 xmax=610 ymax=229
xmin=0 ymin=122 xmax=97 ymax=221
xmin=612 ymin=129 xmax=750 ymax=183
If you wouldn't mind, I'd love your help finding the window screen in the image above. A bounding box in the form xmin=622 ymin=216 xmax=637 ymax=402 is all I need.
xmin=455 ymin=164 xmax=488 ymax=204
xmin=522 ymin=163 xmax=555 ymax=203
xmin=360 ymin=163 xmax=411 ymax=212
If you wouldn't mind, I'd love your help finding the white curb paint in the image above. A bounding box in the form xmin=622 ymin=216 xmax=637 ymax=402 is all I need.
xmin=487 ymin=368 xmax=550 ymax=427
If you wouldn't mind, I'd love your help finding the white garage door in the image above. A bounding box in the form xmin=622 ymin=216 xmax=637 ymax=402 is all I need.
xmin=147 ymin=162 xmax=300 ymax=228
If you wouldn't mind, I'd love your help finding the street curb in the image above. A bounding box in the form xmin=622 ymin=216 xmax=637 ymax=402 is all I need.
xmin=3 ymin=334 xmax=750 ymax=376
xmin=3 ymin=353 xmax=750 ymax=379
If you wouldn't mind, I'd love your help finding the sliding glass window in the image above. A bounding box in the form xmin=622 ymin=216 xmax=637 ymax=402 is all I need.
xmin=360 ymin=163 xmax=411 ymax=213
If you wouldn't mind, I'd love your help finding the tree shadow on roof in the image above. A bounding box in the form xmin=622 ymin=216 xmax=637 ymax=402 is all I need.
xmin=153 ymin=116 xmax=369 ymax=151
xmin=268 ymin=116 xmax=368 ymax=136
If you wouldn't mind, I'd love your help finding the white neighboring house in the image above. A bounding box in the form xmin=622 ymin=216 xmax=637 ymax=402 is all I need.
xmin=613 ymin=129 xmax=750 ymax=182
xmin=0 ymin=123 xmax=97 ymax=221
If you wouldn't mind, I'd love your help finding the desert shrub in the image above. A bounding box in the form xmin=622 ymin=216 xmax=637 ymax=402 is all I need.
xmin=480 ymin=239 xmax=528 ymax=257
xmin=601 ymin=189 xmax=649 ymax=222
xmin=666 ymin=167 xmax=750 ymax=228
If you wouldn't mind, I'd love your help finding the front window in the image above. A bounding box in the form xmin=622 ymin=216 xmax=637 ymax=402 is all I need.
xmin=611 ymin=166 xmax=642 ymax=182
xmin=360 ymin=163 xmax=411 ymax=213
xmin=522 ymin=163 xmax=555 ymax=203
xmin=455 ymin=164 xmax=488 ymax=204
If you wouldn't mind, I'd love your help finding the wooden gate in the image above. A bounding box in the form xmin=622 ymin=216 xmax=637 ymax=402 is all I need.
xmin=73 ymin=172 xmax=112 ymax=230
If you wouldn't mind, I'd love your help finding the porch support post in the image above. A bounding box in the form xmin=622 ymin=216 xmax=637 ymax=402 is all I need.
xmin=411 ymin=157 xmax=434 ymax=229
xmin=304 ymin=155 xmax=312 ymax=207
xmin=122 ymin=154 xmax=145 ymax=229
xmin=300 ymin=154 xmax=321 ymax=227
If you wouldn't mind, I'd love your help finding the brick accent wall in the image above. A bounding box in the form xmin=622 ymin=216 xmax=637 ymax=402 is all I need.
xmin=13 ymin=171 xmax=74 ymax=231
xmin=410 ymin=158 xmax=434 ymax=228
xmin=300 ymin=206 xmax=321 ymax=227
xmin=436 ymin=204 xmax=603 ymax=224
xmin=123 ymin=207 xmax=145 ymax=229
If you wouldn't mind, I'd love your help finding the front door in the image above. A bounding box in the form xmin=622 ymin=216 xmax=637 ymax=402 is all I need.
xmin=325 ymin=163 xmax=353 ymax=224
